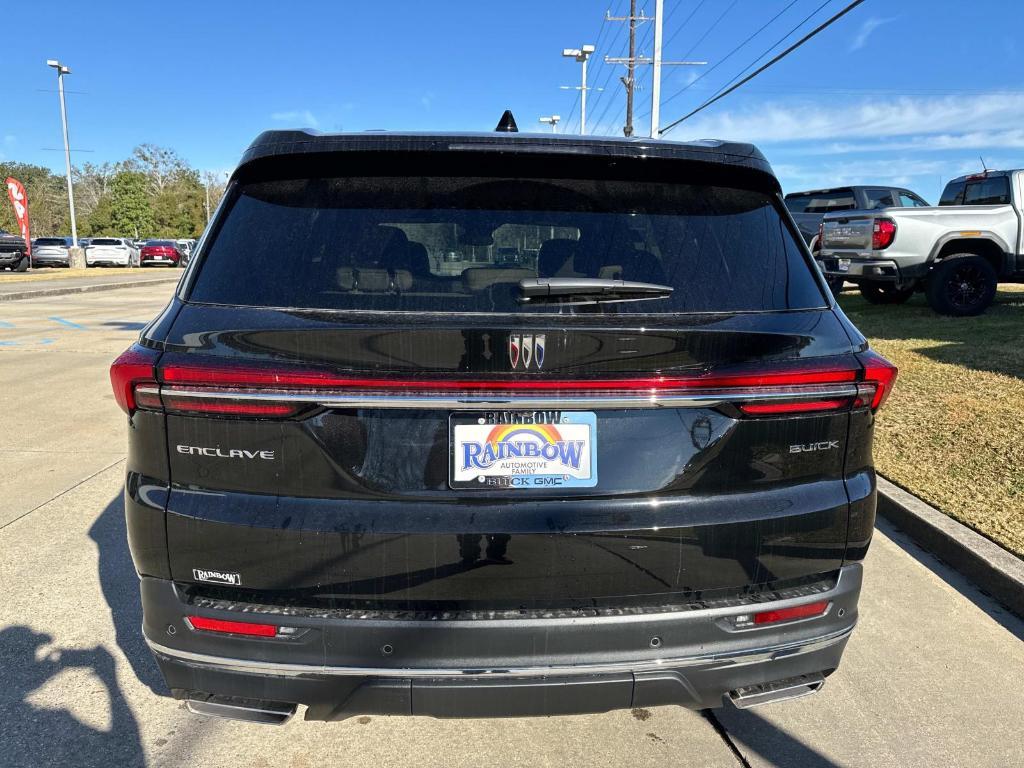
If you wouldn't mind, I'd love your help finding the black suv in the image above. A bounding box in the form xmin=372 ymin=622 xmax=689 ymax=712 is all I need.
xmin=111 ymin=129 xmax=896 ymax=724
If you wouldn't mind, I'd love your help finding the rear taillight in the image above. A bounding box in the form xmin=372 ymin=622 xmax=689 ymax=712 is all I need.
xmin=871 ymin=217 xmax=897 ymax=250
xmin=110 ymin=344 xmax=160 ymax=414
xmin=856 ymin=349 xmax=898 ymax=410
xmin=120 ymin=352 xmax=897 ymax=420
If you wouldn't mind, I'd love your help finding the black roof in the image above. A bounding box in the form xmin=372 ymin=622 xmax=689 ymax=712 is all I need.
xmin=236 ymin=129 xmax=774 ymax=179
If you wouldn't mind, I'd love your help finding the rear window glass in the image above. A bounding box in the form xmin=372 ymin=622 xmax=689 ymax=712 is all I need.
xmin=147 ymin=241 xmax=175 ymax=247
xmin=939 ymin=181 xmax=964 ymax=206
xmin=784 ymin=191 xmax=856 ymax=214
xmin=91 ymin=238 xmax=121 ymax=245
xmin=190 ymin=176 xmax=825 ymax=314
xmin=864 ymin=189 xmax=896 ymax=209
xmin=963 ymin=177 xmax=1011 ymax=205
xmin=36 ymin=238 xmax=66 ymax=246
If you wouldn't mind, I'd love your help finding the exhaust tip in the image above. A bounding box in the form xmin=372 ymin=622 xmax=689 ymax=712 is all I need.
xmin=728 ymin=672 xmax=826 ymax=709
xmin=186 ymin=696 xmax=296 ymax=725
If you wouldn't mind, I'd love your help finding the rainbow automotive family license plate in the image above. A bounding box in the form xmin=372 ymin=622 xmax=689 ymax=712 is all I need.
xmin=449 ymin=411 xmax=598 ymax=490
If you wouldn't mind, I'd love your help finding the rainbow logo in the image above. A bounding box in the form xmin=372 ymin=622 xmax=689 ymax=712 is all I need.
xmin=461 ymin=423 xmax=584 ymax=471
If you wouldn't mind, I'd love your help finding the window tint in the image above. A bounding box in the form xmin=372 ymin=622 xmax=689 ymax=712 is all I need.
xmin=36 ymin=238 xmax=67 ymax=246
xmin=898 ymin=192 xmax=929 ymax=207
xmin=91 ymin=238 xmax=122 ymax=246
xmin=963 ymin=177 xmax=1011 ymax=205
xmin=191 ymin=176 xmax=825 ymax=314
xmin=939 ymin=181 xmax=964 ymax=206
xmin=864 ymin=189 xmax=897 ymax=209
xmin=783 ymin=191 xmax=856 ymax=214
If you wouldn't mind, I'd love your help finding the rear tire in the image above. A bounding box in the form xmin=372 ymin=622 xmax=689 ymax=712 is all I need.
xmin=13 ymin=255 xmax=28 ymax=272
xmin=858 ymin=283 xmax=914 ymax=305
xmin=925 ymin=254 xmax=997 ymax=316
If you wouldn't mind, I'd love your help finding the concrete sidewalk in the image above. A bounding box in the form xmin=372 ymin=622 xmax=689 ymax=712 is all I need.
xmin=0 ymin=270 xmax=180 ymax=301
xmin=1 ymin=283 xmax=1022 ymax=767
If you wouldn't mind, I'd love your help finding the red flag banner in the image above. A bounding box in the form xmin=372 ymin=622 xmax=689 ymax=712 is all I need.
xmin=5 ymin=177 xmax=31 ymax=256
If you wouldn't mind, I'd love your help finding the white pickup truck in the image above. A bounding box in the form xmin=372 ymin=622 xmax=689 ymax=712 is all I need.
xmin=817 ymin=170 xmax=1024 ymax=315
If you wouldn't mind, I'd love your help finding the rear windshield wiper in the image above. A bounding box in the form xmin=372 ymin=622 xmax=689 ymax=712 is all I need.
xmin=518 ymin=277 xmax=673 ymax=306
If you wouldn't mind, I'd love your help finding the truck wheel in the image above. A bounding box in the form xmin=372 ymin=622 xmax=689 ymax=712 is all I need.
xmin=925 ymin=255 xmax=997 ymax=316
xmin=858 ymin=284 xmax=914 ymax=305
xmin=13 ymin=255 xmax=28 ymax=273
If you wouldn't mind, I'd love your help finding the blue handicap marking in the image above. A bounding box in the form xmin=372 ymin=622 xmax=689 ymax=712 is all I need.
xmin=0 ymin=340 xmax=18 ymax=346
xmin=0 ymin=320 xmax=14 ymax=328
xmin=48 ymin=316 xmax=87 ymax=330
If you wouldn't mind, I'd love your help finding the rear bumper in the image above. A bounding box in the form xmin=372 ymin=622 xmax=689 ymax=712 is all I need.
xmin=143 ymin=563 xmax=862 ymax=719
xmin=817 ymin=255 xmax=928 ymax=286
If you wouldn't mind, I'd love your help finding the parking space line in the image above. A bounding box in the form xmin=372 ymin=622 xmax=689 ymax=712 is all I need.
xmin=48 ymin=316 xmax=87 ymax=329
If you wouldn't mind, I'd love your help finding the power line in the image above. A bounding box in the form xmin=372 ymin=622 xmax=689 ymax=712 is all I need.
xmin=705 ymin=0 xmax=834 ymax=106
xmin=659 ymin=0 xmax=867 ymax=136
xmin=654 ymin=0 xmax=801 ymax=114
xmin=585 ymin=3 xmax=633 ymax=133
xmin=575 ymin=0 xmax=628 ymax=132
xmin=661 ymin=0 xmax=707 ymax=51
xmin=679 ymin=0 xmax=737 ymax=61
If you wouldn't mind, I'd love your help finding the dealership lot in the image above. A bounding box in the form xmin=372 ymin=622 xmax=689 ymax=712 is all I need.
xmin=1 ymin=283 xmax=1023 ymax=768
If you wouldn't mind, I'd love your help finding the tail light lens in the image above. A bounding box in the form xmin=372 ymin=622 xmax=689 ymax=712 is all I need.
xmin=111 ymin=351 xmax=897 ymax=419
xmin=856 ymin=349 xmax=898 ymax=410
xmin=753 ymin=600 xmax=829 ymax=625
xmin=872 ymin=218 xmax=897 ymax=250
xmin=110 ymin=344 xmax=160 ymax=414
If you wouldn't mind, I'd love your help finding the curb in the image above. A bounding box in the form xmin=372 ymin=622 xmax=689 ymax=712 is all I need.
xmin=0 ymin=276 xmax=180 ymax=302
xmin=876 ymin=476 xmax=1024 ymax=619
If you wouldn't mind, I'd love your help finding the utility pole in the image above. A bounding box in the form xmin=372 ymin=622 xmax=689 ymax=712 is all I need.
xmin=606 ymin=4 xmax=706 ymax=138
xmin=46 ymin=59 xmax=80 ymax=260
xmin=650 ymin=0 xmax=664 ymax=137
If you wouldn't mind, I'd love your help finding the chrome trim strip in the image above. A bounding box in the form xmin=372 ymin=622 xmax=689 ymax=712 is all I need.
xmin=139 ymin=385 xmax=859 ymax=411
xmin=146 ymin=625 xmax=853 ymax=679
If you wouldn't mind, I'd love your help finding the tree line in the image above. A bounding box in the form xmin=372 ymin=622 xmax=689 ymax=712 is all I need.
xmin=0 ymin=144 xmax=227 ymax=240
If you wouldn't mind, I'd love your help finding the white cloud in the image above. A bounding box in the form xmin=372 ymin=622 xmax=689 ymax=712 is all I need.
xmin=673 ymin=93 xmax=1024 ymax=147
xmin=270 ymin=110 xmax=319 ymax=128
xmin=849 ymin=16 xmax=897 ymax=52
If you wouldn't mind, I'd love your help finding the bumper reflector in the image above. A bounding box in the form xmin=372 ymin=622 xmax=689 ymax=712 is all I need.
xmin=187 ymin=616 xmax=278 ymax=637
xmin=753 ymin=600 xmax=829 ymax=626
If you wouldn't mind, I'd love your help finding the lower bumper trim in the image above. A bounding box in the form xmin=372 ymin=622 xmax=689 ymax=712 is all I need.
xmin=146 ymin=624 xmax=853 ymax=680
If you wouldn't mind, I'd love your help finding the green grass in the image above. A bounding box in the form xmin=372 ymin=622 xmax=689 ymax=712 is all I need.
xmin=838 ymin=285 xmax=1024 ymax=558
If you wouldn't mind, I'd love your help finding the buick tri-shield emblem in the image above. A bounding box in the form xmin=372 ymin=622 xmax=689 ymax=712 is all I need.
xmin=509 ymin=334 xmax=545 ymax=369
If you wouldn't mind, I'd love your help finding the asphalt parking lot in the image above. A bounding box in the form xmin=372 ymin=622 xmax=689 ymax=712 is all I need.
xmin=1 ymin=282 xmax=1023 ymax=768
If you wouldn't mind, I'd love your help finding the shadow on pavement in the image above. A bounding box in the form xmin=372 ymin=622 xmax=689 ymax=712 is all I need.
xmin=875 ymin=517 xmax=1024 ymax=642
xmin=88 ymin=494 xmax=167 ymax=695
xmin=710 ymin=707 xmax=844 ymax=768
xmin=1 ymin=626 xmax=146 ymax=768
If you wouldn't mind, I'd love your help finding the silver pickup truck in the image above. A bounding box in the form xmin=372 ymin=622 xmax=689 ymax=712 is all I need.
xmin=818 ymin=170 xmax=1024 ymax=315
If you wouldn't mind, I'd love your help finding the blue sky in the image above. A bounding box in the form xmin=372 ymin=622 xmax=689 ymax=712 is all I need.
xmin=4 ymin=0 xmax=1022 ymax=201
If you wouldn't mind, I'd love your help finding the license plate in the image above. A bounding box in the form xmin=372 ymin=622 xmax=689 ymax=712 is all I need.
xmin=450 ymin=411 xmax=597 ymax=490
xmin=837 ymin=258 xmax=851 ymax=272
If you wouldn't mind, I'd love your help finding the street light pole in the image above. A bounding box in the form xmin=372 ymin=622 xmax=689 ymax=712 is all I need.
xmin=562 ymin=44 xmax=595 ymax=134
xmin=47 ymin=60 xmax=78 ymax=250
xmin=539 ymin=115 xmax=561 ymax=133
xmin=650 ymin=0 xmax=664 ymax=137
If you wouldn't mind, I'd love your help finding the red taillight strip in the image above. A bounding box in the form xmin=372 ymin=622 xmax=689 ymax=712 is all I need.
xmin=159 ymin=364 xmax=858 ymax=392
xmin=110 ymin=344 xmax=160 ymax=414
xmin=160 ymin=393 xmax=304 ymax=417
xmin=753 ymin=600 xmax=829 ymax=625
xmin=738 ymin=398 xmax=850 ymax=416
xmin=187 ymin=616 xmax=278 ymax=637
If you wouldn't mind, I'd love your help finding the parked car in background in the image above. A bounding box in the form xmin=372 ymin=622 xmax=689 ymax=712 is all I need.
xmin=818 ymin=169 xmax=1024 ymax=315
xmin=86 ymin=237 xmax=135 ymax=267
xmin=0 ymin=230 xmax=29 ymax=271
xmin=32 ymin=237 xmax=72 ymax=267
xmin=112 ymin=127 xmax=897 ymax=724
xmin=784 ymin=186 xmax=930 ymax=292
xmin=139 ymin=240 xmax=182 ymax=267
